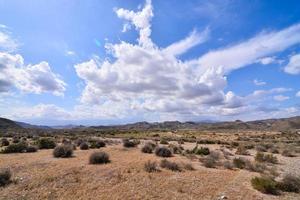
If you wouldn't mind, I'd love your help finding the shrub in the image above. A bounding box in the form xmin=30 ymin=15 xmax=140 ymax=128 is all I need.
xmin=277 ymin=174 xmax=300 ymax=193
xmin=160 ymin=159 xmax=181 ymax=171
xmin=1 ymin=138 xmax=9 ymax=146
xmin=141 ymin=143 xmax=155 ymax=154
xmin=223 ymin=160 xmax=234 ymax=170
xmin=233 ymin=157 xmax=247 ymax=169
xmin=0 ymin=168 xmax=11 ymax=187
xmin=76 ymin=138 xmax=84 ymax=146
xmin=246 ymin=162 xmax=266 ymax=173
xmin=26 ymin=146 xmax=38 ymax=153
xmin=251 ymin=176 xmax=279 ymax=195
xmin=2 ymin=142 xmax=27 ymax=153
xmin=53 ymin=145 xmax=73 ymax=158
xmin=202 ymin=156 xmax=217 ymax=168
xmin=144 ymin=161 xmax=159 ymax=173
xmin=90 ymin=140 xmax=106 ymax=149
xmin=123 ymin=139 xmax=137 ymax=148
xmin=160 ymin=138 xmax=169 ymax=145
xmin=236 ymin=146 xmax=250 ymax=155
xmin=80 ymin=142 xmax=89 ymax=150
xmin=281 ymin=149 xmax=296 ymax=157
xmin=193 ymin=146 xmax=210 ymax=155
xmin=169 ymin=144 xmax=183 ymax=154
xmin=255 ymin=152 xmax=278 ymax=164
xmin=89 ymin=152 xmax=110 ymax=164
xmin=155 ymin=147 xmax=172 ymax=157
xmin=12 ymin=137 xmax=20 ymax=144
xmin=256 ymin=145 xmax=268 ymax=152
xmin=37 ymin=138 xmax=56 ymax=149
xmin=182 ymin=163 xmax=194 ymax=171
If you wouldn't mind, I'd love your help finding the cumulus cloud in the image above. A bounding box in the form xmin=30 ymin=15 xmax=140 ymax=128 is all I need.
xmin=253 ymin=79 xmax=266 ymax=86
xmin=0 ymin=52 xmax=66 ymax=96
xmin=73 ymin=0 xmax=300 ymax=121
xmin=296 ymin=91 xmax=300 ymax=97
xmin=283 ymin=53 xmax=300 ymax=75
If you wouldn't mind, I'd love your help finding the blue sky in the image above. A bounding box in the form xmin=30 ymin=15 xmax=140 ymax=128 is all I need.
xmin=0 ymin=0 xmax=300 ymax=125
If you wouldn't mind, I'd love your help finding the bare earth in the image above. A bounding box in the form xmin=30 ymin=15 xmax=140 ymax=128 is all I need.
xmin=0 ymin=142 xmax=299 ymax=200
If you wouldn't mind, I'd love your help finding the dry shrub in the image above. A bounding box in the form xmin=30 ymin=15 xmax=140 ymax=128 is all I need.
xmin=281 ymin=149 xmax=296 ymax=157
xmin=160 ymin=138 xmax=169 ymax=145
xmin=1 ymin=138 xmax=9 ymax=146
xmin=160 ymin=159 xmax=181 ymax=171
xmin=141 ymin=143 xmax=155 ymax=153
xmin=182 ymin=163 xmax=195 ymax=171
xmin=201 ymin=156 xmax=217 ymax=168
xmin=255 ymin=152 xmax=278 ymax=164
xmin=89 ymin=152 xmax=110 ymax=164
xmin=193 ymin=146 xmax=210 ymax=155
xmin=80 ymin=142 xmax=89 ymax=150
xmin=144 ymin=161 xmax=159 ymax=173
xmin=53 ymin=145 xmax=73 ymax=158
xmin=236 ymin=146 xmax=250 ymax=155
xmin=233 ymin=157 xmax=247 ymax=169
xmin=155 ymin=147 xmax=172 ymax=157
xmin=123 ymin=139 xmax=137 ymax=148
xmin=168 ymin=144 xmax=184 ymax=154
xmin=0 ymin=168 xmax=11 ymax=187
xmin=277 ymin=174 xmax=300 ymax=193
xmin=223 ymin=160 xmax=234 ymax=170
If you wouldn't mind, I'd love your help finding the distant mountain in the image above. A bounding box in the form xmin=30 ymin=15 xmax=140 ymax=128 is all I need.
xmin=1 ymin=116 xmax=300 ymax=132
xmin=91 ymin=116 xmax=300 ymax=131
xmin=16 ymin=121 xmax=52 ymax=129
xmin=51 ymin=124 xmax=85 ymax=129
xmin=0 ymin=117 xmax=22 ymax=132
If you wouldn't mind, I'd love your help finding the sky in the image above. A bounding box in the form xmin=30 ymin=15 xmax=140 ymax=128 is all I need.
xmin=0 ymin=0 xmax=300 ymax=126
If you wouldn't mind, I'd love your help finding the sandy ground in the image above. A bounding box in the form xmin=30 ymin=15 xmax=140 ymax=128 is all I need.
xmin=0 ymin=143 xmax=299 ymax=200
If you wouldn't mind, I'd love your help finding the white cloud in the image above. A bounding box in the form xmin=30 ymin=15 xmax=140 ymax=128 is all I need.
xmin=190 ymin=23 xmax=300 ymax=74
xmin=66 ymin=50 xmax=75 ymax=56
xmin=273 ymin=95 xmax=290 ymax=101
xmin=0 ymin=52 xmax=66 ymax=96
xmin=73 ymin=0 xmax=300 ymax=121
xmin=0 ymin=27 xmax=19 ymax=52
xmin=253 ymin=79 xmax=266 ymax=86
xmin=163 ymin=28 xmax=210 ymax=56
xmin=283 ymin=54 xmax=300 ymax=75
xmin=296 ymin=91 xmax=300 ymax=97
xmin=115 ymin=0 xmax=153 ymax=48
xmin=256 ymin=56 xmax=276 ymax=65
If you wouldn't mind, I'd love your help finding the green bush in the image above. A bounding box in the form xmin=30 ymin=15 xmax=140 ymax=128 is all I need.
xmin=2 ymin=142 xmax=27 ymax=153
xmin=37 ymin=138 xmax=56 ymax=149
xmin=89 ymin=152 xmax=110 ymax=164
xmin=251 ymin=176 xmax=279 ymax=195
xmin=0 ymin=168 xmax=11 ymax=187
xmin=53 ymin=145 xmax=73 ymax=158
xmin=26 ymin=146 xmax=38 ymax=153
xmin=193 ymin=146 xmax=210 ymax=155
xmin=90 ymin=140 xmax=106 ymax=149
xmin=155 ymin=147 xmax=172 ymax=157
